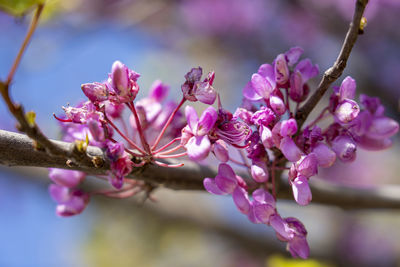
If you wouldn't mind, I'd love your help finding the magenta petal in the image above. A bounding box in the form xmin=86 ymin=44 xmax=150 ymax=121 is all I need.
xmin=270 ymin=95 xmax=286 ymax=115
xmin=274 ymin=54 xmax=289 ymax=85
xmin=292 ymin=175 xmax=312 ymax=206
xmin=111 ymin=61 xmax=129 ymax=95
xmin=232 ymin=187 xmax=251 ymax=214
xmin=213 ymin=140 xmax=229 ymax=163
xmin=195 ymin=82 xmax=217 ymax=105
xmin=251 ymin=73 xmax=273 ymax=99
xmin=253 ymin=202 xmax=275 ymax=224
xmin=285 ymin=47 xmax=304 ymax=66
xmin=357 ymin=135 xmax=392 ymax=151
xmin=289 ymin=71 xmax=304 ymax=102
xmin=332 ymin=135 xmax=357 ymax=162
xmin=366 ymin=117 xmax=399 ymax=139
xmin=186 ymin=135 xmax=211 ymax=161
xmin=48 ymin=168 xmax=86 ymax=188
xmin=247 ymin=204 xmax=261 ymax=224
xmin=55 ymin=190 xmax=89 ymax=217
xmin=243 ymin=81 xmax=262 ymax=101
xmin=294 ymin=59 xmax=319 ymax=82
xmin=218 ymin=163 xmax=236 ymax=180
xmin=258 ymin=63 xmax=274 ymax=79
xmin=270 ymin=214 xmax=293 ymax=240
xmin=335 ymin=99 xmax=360 ymax=123
xmin=260 ymin=125 xmax=274 ymax=149
xmin=215 ymin=163 xmax=237 ymax=194
xmin=288 ymin=236 xmax=310 ymax=259
xmin=185 ymin=105 xmax=199 ymax=132
xmin=197 ymin=106 xmax=217 ymax=136
xmin=251 ymin=162 xmax=269 ymax=183
xmin=312 ymin=143 xmax=336 ymax=168
xmin=215 ymin=174 xmax=237 ymax=194
xmin=280 ymin=118 xmax=298 ymax=137
xmin=339 ymin=76 xmax=356 ymax=101
xmin=81 ymin=82 xmax=108 ymax=103
xmin=49 ymin=184 xmax=71 ymax=203
xmin=203 ymin=178 xmax=225 ymax=195
xmin=252 ymin=188 xmax=275 ymax=207
xmin=280 ymin=137 xmax=302 ymax=162
xmin=149 ymin=80 xmax=169 ymax=102
xmin=296 ymin=153 xmax=318 ymax=178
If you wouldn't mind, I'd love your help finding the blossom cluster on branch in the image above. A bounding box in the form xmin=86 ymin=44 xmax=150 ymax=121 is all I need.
xmin=48 ymin=47 xmax=398 ymax=258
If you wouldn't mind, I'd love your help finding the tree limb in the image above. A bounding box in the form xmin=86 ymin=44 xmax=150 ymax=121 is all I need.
xmin=1 ymin=129 xmax=400 ymax=209
xmin=295 ymin=0 xmax=369 ymax=128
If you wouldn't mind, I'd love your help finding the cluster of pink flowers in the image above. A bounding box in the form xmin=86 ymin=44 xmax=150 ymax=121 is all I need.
xmin=49 ymin=48 xmax=398 ymax=259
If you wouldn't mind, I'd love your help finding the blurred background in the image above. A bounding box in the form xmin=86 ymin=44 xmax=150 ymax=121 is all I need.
xmin=0 ymin=0 xmax=399 ymax=266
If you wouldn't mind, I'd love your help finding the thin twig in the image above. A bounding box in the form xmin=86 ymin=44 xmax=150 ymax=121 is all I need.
xmin=295 ymin=0 xmax=369 ymax=129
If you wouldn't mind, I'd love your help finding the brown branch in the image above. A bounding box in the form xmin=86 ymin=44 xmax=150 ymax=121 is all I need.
xmin=1 ymin=129 xmax=400 ymax=209
xmin=295 ymin=0 xmax=369 ymax=128
xmin=0 ymin=4 xmax=100 ymax=169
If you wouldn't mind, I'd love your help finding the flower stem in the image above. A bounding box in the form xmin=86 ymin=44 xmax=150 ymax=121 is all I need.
xmin=127 ymin=102 xmax=151 ymax=154
xmin=106 ymin=117 xmax=146 ymax=155
xmin=151 ymin=97 xmax=185 ymax=150
xmin=153 ymin=137 xmax=181 ymax=154
xmin=155 ymin=152 xmax=187 ymax=159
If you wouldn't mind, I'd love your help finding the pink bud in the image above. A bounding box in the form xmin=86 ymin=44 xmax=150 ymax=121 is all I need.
xmin=280 ymin=118 xmax=298 ymax=137
xmin=232 ymin=187 xmax=251 ymax=214
xmin=81 ymin=82 xmax=108 ymax=104
xmin=253 ymin=202 xmax=275 ymax=224
xmin=212 ymin=140 xmax=229 ymax=162
xmin=251 ymin=73 xmax=274 ymax=99
xmin=335 ymin=99 xmax=360 ymax=123
xmin=260 ymin=125 xmax=274 ymax=149
xmin=312 ymin=143 xmax=336 ymax=167
xmin=280 ymin=136 xmax=302 ymax=162
xmin=274 ymin=54 xmax=289 ymax=85
xmin=250 ymin=161 xmax=269 ymax=182
xmin=203 ymin=178 xmax=225 ymax=195
xmin=291 ymin=175 xmax=312 ymax=206
xmin=48 ymin=168 xmax=85 ymax=188
xmin=339 ymin=76 xmax=356 ymax=101
xmin=296 ymin=153 xmax=318 ymax=178
xmin=270 ymin=95 xmax=286 ymax=115
xmin=332 ymin=135 xmax=357 ymax=162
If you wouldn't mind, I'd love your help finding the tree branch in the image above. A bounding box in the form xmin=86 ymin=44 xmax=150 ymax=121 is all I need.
xmin=295 ymin=0 xmax=369 ymax=128
xmin=0 ymin=4 xmax=101 ymax=168
xmin=1 ymin=129 xmax=400 ymax=209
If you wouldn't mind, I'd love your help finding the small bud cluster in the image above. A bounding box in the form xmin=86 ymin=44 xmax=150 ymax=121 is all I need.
xmin=49 ymin=49 xmax=398 ymax=258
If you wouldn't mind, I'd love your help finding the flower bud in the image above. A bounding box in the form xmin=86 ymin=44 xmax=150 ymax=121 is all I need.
xmin=232 ymin=187 xmax=251 ymax=214
xmin=250 ymin=161 xmax=269 ymax=182
xmin=274 ymin=54 xmax=289 ymax=85
xmin=81 ymin=82 xmax=108 ymax=104
xmin=48 ymin=169 xmax=86 ymax=188
xmin=212 ymin=140 xmax=229 ymax=162
xmin=335 ymin=99 xmax=360 ymax=123
xmin=280 ymin=136 xmax=302 ymax=162
xmin=280 ymin=118 xmax=298 ymax=137
xmin=291 ymin=175 xmax=312 ymax=206
xmin=311 ymin=143 xmax=336 ymax=167
xmin=332 ymin=135 xmax=357 ymax=162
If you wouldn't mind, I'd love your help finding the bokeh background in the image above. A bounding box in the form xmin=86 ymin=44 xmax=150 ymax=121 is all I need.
xmin=0 ymin=0 xmax=399 ymax=266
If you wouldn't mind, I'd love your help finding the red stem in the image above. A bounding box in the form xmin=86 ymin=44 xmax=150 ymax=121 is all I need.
xmin=127 ymin=102 xmax=151 ymax=154
xmin=106 ymin=117 xmax=146 ymax=155
xmin=155 ymin=152 xmax=187 ymax=159
xmin=151 ymin=97 xmax=185 ymax=150
xmin=153 ymin=137 xmax=181 ymax=154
